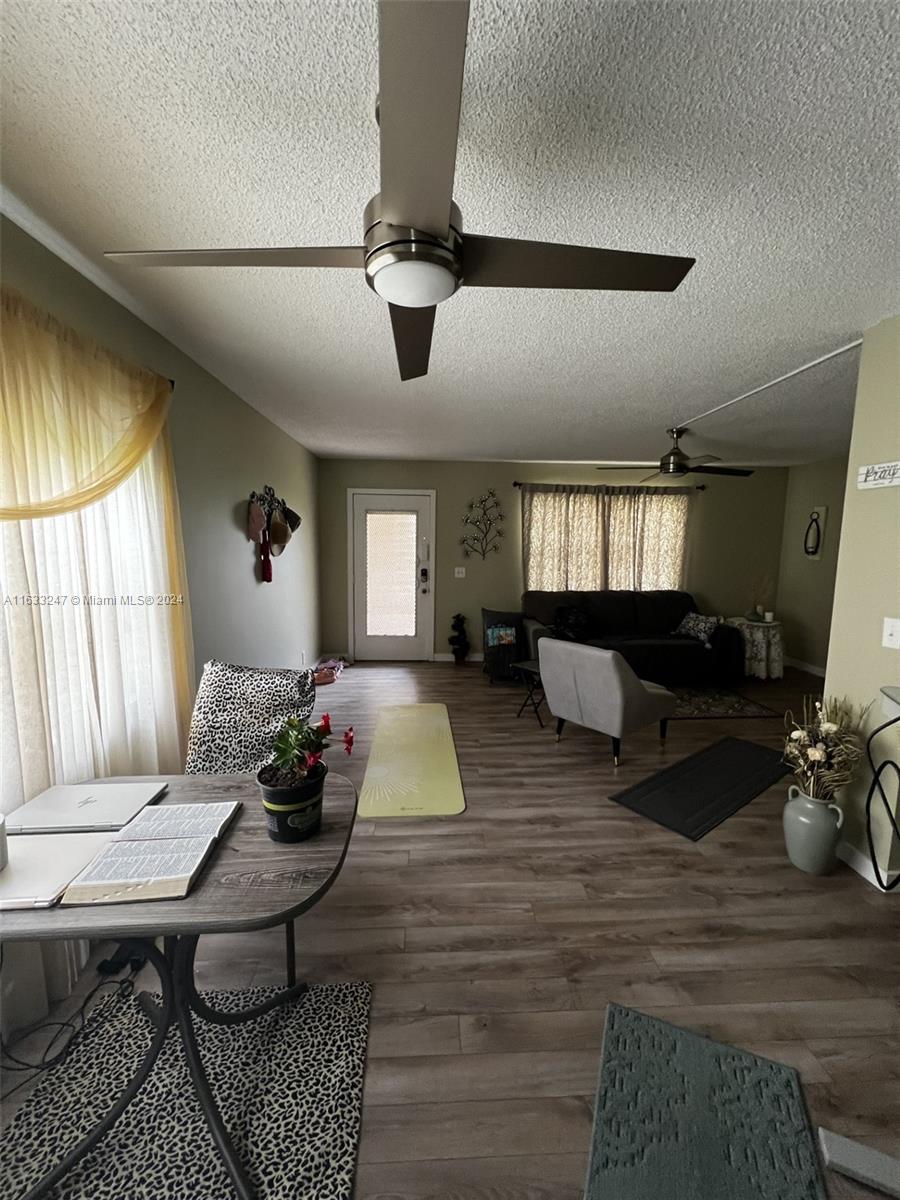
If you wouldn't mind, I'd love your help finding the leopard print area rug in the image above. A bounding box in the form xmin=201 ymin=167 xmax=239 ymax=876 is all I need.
xmin=2 ymin=981 xmax=371 ymax=1199
xmin=671 ymin=687 xmax=781 ymax=720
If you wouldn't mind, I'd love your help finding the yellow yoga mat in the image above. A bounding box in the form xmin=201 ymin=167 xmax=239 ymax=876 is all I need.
xmin=358 ymin=703 xmax=466 ymax=818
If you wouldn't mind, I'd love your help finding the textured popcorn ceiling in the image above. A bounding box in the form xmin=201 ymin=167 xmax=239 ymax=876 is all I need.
xmin=1 ymin=0 xmax=898 ymax=464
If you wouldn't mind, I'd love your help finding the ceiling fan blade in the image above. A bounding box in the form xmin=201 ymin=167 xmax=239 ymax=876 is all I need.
xmin=104 ymin=246 xmax=365 ymax=268
xmin=595 ymin=464 xmax=656 ymax=470
xmin=684 ymin=454 xmax=721 ymax=466
xmin=639 ymin=471 xmax=667 ymax=484
xmin=464 ymin=235 xmax=694 ymax=292
xmin=690 ymin=464 xmax=755 ymax=477
xmin=378 ymin=0 xmax=469 ymax=237
xmin=389 ymin=303 xmax=436 ymax=381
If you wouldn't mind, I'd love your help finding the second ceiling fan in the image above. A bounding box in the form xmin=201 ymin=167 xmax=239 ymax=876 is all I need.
xmin=106 ymin=0 xmax=695 ymax=381
xmin=595 ymin=428 xmax=754 ymax=482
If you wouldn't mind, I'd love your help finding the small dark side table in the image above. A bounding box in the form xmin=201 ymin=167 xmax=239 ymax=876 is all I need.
xmin=1 ymin=771 xmax=358 ymax=1200
xmin=511 ymin=659 xmax=545 ymax=726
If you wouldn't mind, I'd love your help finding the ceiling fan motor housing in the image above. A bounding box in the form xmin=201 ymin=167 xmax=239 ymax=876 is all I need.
xmin=363 ymin=194 xmax=464 ymax=307
xmin=660 ymin=427 xmax=689 ymax=474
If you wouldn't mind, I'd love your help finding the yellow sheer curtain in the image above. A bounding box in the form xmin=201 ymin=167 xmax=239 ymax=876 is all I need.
xmin=0 ymin=289 xmax=172 ymax=519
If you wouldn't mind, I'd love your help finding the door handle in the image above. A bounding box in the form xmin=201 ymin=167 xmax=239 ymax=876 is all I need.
xmin=419 ymin=566 xmax=429 ymax=594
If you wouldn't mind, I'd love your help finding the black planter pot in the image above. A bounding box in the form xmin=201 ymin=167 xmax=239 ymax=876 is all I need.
xmin=257 ymin=763 xmax=327 ymax=843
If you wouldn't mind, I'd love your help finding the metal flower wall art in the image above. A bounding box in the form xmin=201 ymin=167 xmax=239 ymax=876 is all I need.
xmin=460 ymin=489 xmax=505 ymax=559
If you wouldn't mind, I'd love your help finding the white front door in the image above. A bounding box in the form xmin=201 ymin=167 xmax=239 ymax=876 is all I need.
xmin=350 ymin=490 xmax=435 ymax=661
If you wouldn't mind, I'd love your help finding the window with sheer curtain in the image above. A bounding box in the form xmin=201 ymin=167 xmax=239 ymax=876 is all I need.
xmin=0 ymin=289 xmax=193 ymax=1032
xmin=521 ymin=483 xmax=691 ymax=592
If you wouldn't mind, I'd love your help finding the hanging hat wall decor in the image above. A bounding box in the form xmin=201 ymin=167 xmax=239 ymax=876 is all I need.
xmin=247 ymin=485 xmax=301 ymax=582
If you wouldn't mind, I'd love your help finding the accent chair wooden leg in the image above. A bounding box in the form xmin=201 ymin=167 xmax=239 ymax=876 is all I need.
xmin=660 ymin=718 xmax=669 ymax=744
xmin=611 ymin=736 xmax=621 ymax=766
xmin=555 ymin=718 xmax=566 ymax=742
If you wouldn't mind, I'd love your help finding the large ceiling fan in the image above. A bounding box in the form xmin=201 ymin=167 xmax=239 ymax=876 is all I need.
xmin=105 ymin=0 xmax=695 ymax=382
xmin=595 ymin=428 xmax=754 ymax=482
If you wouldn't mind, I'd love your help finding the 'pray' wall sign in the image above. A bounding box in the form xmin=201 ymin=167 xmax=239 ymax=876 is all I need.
xmin=856 ymin=461 xmax=900 ymax=490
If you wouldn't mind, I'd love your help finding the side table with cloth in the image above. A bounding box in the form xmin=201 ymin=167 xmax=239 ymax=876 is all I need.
xmin=726 ymin=618 xmax=784 ymax=680
xmin=0 ymin=772 xmax=357 ymax=1200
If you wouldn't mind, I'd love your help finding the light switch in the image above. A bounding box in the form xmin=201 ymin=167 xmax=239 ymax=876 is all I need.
xmin=454 ymin=566 xmax=466 ymax=579
xmin=883 ymin=617 xmax=900 ymax=649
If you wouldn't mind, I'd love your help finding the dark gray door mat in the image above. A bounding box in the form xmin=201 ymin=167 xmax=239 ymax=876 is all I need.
xmin=586 ymin=1003 xmax=826 ymax=1200
xmin=609 ymin=735 xmax=789 ymax=839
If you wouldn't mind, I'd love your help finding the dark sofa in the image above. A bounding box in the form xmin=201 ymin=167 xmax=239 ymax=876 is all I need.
xmin=522 ymin=589 xmax=743 ymax=687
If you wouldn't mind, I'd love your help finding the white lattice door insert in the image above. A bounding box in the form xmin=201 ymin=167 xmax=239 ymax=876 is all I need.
xmin=350 ymin=492 xmax=434 ymax=660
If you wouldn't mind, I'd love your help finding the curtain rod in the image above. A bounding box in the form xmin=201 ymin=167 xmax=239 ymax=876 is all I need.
xmin=512 ymin=480 xmax=706 ymax=491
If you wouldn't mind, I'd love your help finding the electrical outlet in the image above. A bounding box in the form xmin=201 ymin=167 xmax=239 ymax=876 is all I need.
xmin=883 ymin=617 xmax=900 ymax=650
xmin=454 ymin=566 xmax=466 ymax=579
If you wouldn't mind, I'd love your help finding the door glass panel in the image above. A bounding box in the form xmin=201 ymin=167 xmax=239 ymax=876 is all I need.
xmin=365 ymin=511 xmax=417 ymax=636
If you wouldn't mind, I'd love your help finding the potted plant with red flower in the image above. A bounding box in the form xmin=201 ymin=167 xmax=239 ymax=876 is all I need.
xmin=257 ymin=712 xmax=353 ymax=843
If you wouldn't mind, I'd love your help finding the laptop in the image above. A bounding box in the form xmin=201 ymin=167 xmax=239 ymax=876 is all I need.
xmin=5 ymin=782 xmax=168 ymax=835
xmin=0 ymin=832 xmax=113 ymax=909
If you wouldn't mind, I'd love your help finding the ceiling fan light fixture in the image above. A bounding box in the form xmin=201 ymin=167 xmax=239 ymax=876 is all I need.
xmin=364 ymin=193 xmax=464 ymax=309
xmin=371 ymin=258 xmax=458 ymax=307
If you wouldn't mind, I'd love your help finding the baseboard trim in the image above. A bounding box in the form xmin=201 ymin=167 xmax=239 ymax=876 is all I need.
xmin=784 ymin=656 xmax=826 ymax=678
xmin=837 ymin=839 xmax=899 ymax=894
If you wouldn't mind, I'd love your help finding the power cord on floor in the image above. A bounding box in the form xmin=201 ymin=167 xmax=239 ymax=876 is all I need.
xmin=864 ymin=710 xmax=900 ymax=892
xmin=0 ymin=957 xmax=143 ymax=1103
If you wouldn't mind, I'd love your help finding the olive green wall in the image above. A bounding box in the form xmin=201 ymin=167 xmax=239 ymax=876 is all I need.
xmin=317 ymin=459 xmax=788 ymax=656
xmin=1 ymin=216 xmax=320 ymax=678
xmin=775 ymin=458 xmax=848 ymax=672
xmin=824 ymin=315 xmax=900 ymax=875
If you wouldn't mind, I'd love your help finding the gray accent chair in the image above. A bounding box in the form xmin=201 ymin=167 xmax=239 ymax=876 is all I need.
xmin=538 ymin=638 xmax=677 ymax=766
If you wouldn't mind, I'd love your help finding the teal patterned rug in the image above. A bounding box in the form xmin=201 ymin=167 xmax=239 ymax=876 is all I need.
xmin=586 ymin=1005 xmax=826 ymax=1200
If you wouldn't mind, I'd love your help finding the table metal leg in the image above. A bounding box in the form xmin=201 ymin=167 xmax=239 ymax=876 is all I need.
xmin=515 ymin=676 xmax=545 ymax=726
xmin=172 ymin=936 xmax=257 ymax=1200
xmin=19 ymin=931 xmax=311 ymax=1200
xmin=20 ymin=938 xmax=174 ymax=1200
xmin=285 ymin=918 xmax=296 ymax=987
xmin=183 ymin=939 xmax=309 ymax=1027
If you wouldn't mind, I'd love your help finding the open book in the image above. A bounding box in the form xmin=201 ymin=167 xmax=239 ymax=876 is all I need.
xmin=61 ymin=801 xmax=241 ymax=906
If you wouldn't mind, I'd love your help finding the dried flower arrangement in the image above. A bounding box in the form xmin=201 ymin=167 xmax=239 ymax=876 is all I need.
xmin=783 ymin=696 xmax=865 ymax=800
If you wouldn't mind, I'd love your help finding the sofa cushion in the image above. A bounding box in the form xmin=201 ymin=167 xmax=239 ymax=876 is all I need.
xmin=522 ymin=590 xmax=583 ymax=627
xmin=582 ymin=590 xmax=637 ymax=636
xmin=634 ymin=590 xmax=697 ymax=636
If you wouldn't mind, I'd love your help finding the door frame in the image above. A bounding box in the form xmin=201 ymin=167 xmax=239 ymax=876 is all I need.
xmin=346 ymin=488 xmax=437 ymax=663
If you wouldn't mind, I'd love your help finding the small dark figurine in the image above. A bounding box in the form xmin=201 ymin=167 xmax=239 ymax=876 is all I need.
xmin=448 ymin=613 xmax=470 ymax=664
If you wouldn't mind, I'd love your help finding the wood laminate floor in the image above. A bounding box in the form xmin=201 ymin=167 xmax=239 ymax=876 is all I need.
xmin=6 ymin=663 xmax=898 ymax=1199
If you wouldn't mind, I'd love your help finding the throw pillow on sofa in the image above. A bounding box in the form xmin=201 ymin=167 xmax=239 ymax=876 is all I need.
xmin=554 ymin=605 xmax=592 ymax=642
xmin=674 ymin=612 xmax=721 ymax=649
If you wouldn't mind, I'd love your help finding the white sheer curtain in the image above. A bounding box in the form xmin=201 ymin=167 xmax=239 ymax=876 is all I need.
xmin=522 ymin=484 xmax=691 ymax=592
xmin=1 ymin=291 xmax=194 ymax=1036
xmin=0 ymin=434 xmax=194 ymax=1033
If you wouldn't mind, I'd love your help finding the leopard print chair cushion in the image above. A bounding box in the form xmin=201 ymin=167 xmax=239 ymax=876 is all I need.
xmin=184 ymin=659 xmax=316 ymax=775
